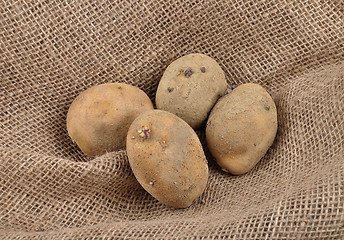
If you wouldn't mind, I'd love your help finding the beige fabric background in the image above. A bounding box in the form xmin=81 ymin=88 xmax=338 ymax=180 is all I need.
xmin=1 ymin=0 xmax=343 ymax=239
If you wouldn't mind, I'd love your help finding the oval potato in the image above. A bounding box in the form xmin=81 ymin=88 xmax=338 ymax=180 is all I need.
xmin=67 ymin=83 xmax=153 ymax=158
xmin=156 ymin=53 xmax=227 ymax=129
xmin=206 ymin=83 xmax=277 ymax=175
xmin=126 ymin=110 xmax=209 ymax=208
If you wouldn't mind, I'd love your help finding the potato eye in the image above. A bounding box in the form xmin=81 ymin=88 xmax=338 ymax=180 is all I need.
xmin=137 ymin=126 xmax=151 ymax=140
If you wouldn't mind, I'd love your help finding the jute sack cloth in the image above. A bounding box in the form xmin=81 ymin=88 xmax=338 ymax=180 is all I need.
xmin=0 ymin=1 xmax=343 ymax=239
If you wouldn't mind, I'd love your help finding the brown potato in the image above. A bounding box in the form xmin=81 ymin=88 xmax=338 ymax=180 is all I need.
xmin=206 ymin=83 xmax=277 ymax=175
xmin=126 ymin=110 xmax=208 ymax=208
xmin=66 ymin=83 xmax=153 ymax=158
xmin=156 ymin=53 xmax=227 ymax=129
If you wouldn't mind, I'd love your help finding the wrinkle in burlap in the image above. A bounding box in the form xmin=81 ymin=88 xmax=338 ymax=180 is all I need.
xmin=0 ymin=1 xmax=343 ymax=239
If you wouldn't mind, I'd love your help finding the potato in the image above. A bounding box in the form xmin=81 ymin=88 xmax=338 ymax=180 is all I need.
xmin=156 ymin=53 xmax=227 ymax=129
xmin=66 ymin=83 xmax=153 ymax=158
xmin=206 ymin=83 xmax=277 ymax=175
xmin=126 ymin=110 xmax=208 ymax=208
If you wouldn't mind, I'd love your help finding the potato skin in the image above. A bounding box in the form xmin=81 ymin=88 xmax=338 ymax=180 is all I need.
xmin=126 ymin=110 xmax=209 ymax=208
xmin=66 ymin=83 xmax=153 ymax=158
xmin=206 ymin=83 xmax=277 ymax=175
xmin=156 ymin=53 xmax=227 ymax=129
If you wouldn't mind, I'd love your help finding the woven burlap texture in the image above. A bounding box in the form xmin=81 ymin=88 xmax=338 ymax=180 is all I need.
xmin=1 ymin=0 xmax=343 ymax=239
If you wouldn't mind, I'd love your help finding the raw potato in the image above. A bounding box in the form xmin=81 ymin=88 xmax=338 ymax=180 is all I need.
xmin=206 ymin=83 xmax=277 ymax=175
xmin=66 ymin=83 xmax=153 ymax=158
xmin=126 ymin=110 xmax=209 ymax=208
xmin=156 ymin=53 xmax=227 ymax=129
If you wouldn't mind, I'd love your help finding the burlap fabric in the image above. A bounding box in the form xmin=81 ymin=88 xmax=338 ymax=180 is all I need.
xmin=1 ymin=1 xmax=343 ymax=239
